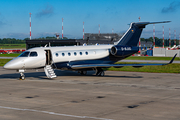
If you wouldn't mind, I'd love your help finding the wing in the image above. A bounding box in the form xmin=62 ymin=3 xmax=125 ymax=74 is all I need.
xmin=71 ymin=54 xmax=177 ymax=69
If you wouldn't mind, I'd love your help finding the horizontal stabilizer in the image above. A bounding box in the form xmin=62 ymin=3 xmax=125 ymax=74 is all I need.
xmin=134 ymin=21 xmax=171 ymax=28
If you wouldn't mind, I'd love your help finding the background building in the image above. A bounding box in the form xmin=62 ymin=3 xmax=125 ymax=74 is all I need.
xmin=26 ymin=33 xmax=123 ymax=49
xmin=84 ymin=33 xmax=122 ymax=41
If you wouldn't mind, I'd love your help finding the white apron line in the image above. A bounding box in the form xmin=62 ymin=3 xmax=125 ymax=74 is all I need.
xmin=0 ymin=106 xmax=113 ymax=120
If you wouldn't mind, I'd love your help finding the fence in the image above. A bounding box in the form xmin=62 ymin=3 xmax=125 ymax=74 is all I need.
xmin=153 ymin=48 xmax=180 ymax=57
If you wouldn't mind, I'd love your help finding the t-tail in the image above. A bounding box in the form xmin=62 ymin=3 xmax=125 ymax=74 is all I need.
xmin=110 ymin=21 xmax=170 ymax=57
xmin=116 ymin=21 xmax=171 ymax=46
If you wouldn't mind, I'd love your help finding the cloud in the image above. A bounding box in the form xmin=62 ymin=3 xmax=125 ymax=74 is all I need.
xmin=36 ymin=5 xmax=54 ymax=18
xmin=161 ymin=1 xmax=180 ymax=13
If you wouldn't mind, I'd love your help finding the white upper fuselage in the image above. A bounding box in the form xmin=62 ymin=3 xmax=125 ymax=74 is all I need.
xmin=3 ymin=44 xmax=113 ymax=70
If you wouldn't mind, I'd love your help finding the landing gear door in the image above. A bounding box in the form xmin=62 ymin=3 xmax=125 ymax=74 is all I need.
xmin=45 ymin=50 xmax=52 ymax=65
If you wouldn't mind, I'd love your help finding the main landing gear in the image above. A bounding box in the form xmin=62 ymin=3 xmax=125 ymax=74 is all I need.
xmin=78 ymin=68 xmax=105 ymax=76
xmin=18 ymin=69 xmax=25 ymax=80
xmin=95 ymin=68 xmax=105 ymax=76
xmin=78 ymin=71 xmax=87 ymax=75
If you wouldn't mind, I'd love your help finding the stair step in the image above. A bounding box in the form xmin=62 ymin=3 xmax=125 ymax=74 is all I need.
xmin=50 ymin=73 xmax=55 ymax=76
xmin=44 ymin=65 xmax=57 ymax=78
xmin=46 ymin=67 xmax=52 ymax=69
xmin=51 ymin=75 xmax=57 ymax=78
xmin=49 ymin=71 xmax=54 ymax=73
xmin=47 ymin=69 xmax=53 ymax=72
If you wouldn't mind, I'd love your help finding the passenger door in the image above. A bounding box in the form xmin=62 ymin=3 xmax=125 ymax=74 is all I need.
xmin=45 ymin=50 xmax=52 ymax=65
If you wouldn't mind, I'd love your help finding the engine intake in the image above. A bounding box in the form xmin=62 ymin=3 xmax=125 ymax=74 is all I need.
xmin=110 ymin=45 xmax=139 ymax=57
xmin=111 ymin=46 xmax=117 ymax=55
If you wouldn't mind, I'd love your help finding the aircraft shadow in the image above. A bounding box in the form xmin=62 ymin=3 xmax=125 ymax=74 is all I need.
xmin=0 ymin=70 xmax=143 ymax=80
xmin=0 ymin=72 xmax=47 ymax=80
xmin=55 ymin=70 xmax=143 ymax=79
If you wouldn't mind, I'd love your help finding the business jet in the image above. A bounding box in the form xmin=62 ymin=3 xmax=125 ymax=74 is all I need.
xmin=3 ymin=21 xmax=176 ymax=80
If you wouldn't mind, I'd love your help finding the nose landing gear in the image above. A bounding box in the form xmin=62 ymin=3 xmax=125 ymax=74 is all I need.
xmin=18 ymin=69 xmax=25 ymax=80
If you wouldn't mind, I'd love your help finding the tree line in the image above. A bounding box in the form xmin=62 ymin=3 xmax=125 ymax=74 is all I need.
xmin=0 ymin=36 xmax=69 ymax=44
xmin=0 ymin=37 xmax=179 ymax=47
xmin=141 ymin=37 xmax=180 ymax=47
xmin=0 ymin=38 xmax=26 ymax=44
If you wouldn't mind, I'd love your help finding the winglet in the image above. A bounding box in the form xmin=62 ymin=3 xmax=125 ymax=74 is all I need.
xmin=168 ymin=53 xmax=177 ymax=64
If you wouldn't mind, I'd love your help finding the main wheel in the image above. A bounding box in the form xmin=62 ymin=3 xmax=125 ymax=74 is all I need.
xmin=100 ymin=71 xmax=105 ymax=76
xmin=80 ymin=71 xmax=87 ymax=75
xmin=97 ymin=71 xmax=104 ymax=76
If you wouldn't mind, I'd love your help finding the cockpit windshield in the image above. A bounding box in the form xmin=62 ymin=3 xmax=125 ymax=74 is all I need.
xmin=29 ymin=52 xmax=38 ymax=57
xmin=19 ymin=51 xmax=30 ymax=57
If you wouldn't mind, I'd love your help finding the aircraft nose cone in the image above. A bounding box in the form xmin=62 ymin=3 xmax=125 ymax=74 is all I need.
xmin=3 ymin=62 xmax=12 ymax=69
xmin=3 ymin=57 xmax=25 ymax=69
xmin=3 ymin=58 xmax=21 ymax=70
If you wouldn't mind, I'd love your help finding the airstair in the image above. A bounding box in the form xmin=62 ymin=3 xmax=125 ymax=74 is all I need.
xmin=44 ymin=65 xmax=57 ymax=78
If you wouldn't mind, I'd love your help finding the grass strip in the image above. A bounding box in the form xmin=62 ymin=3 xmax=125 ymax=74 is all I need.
xmin=0 ymin=59 xmax=12 ymax=66
xmin=0 ymin=53 xmax=21 ymax=57
xmin=125 ymin=56 xmax=180 ymax=61
xmin=0 ymin=44 xmax=26 ymax=49
xmin=105 ymin=62 xmax=180 ymax=73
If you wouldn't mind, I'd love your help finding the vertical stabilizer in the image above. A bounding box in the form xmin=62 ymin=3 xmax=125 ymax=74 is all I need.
xmin=116 ymin=21 xmax=170 ymax=46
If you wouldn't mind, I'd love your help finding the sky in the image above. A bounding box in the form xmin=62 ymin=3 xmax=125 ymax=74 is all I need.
xmin=0 ymin=0 xmax=180 ymax=39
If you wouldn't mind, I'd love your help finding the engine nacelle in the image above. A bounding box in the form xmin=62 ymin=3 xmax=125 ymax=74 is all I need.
xmin=110 ymin=45 xmax=139 ymax=57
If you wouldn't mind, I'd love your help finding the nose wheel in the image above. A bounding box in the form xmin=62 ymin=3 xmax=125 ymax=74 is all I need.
xmin=20 ymin=73 xmax=25 ymax=80
xmin=18 ymin=69 xmax=25 ymax=80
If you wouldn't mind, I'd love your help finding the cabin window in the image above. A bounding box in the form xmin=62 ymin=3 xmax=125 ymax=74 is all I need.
xmin=19 ymin=51 xmax=30 ymax=57
xmin=68 ymin=52 xmax=71 ymax=56
xmin=30 ymin=52 xmax=38 ymax=57
xmin=85 ymin=51 xmax=88 ymax=55
xmin=55 ymin=53 xmax=58 ymax=57
xmin=62 ymin=53 xmax=65 ymax=56
xmin=80 ymin=52 xmax=82 ymax=55
xmin=74 ymin=52 xmax=77 ymax=56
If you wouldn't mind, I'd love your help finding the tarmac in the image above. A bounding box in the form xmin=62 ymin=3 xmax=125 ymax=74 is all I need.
xmin=0 ymin=67 xmax=180 ymax=120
